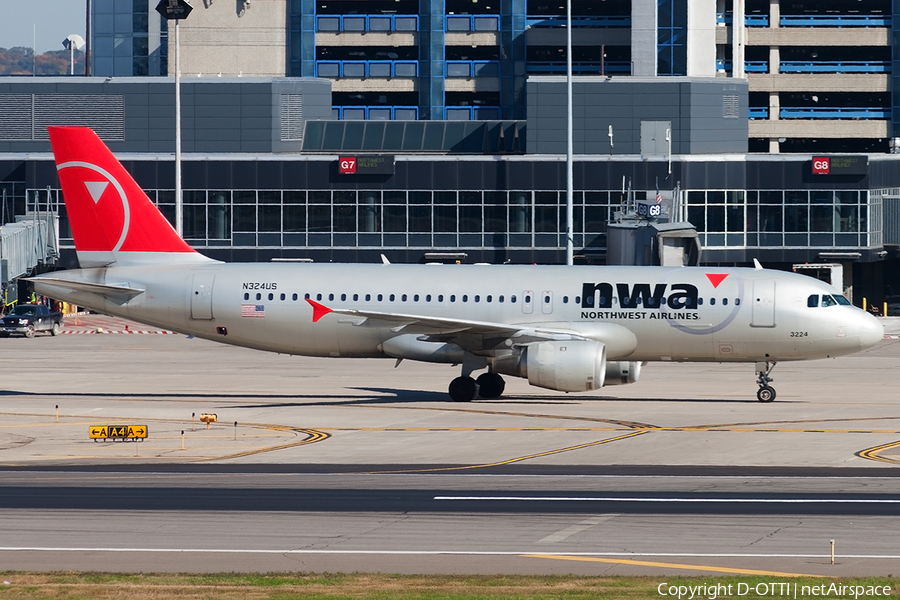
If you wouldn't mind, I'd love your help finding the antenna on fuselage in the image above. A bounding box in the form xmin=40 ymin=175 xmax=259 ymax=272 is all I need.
xmin=753 ymin=258 xmax=764 ymax=270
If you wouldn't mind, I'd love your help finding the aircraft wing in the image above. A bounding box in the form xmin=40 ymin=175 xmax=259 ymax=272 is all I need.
xmin=306 ymin=299 xmax=622 ymax=351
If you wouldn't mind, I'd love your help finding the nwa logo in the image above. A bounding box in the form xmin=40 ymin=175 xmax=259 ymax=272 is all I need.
xmin=581 ymin=282 xmax=699 ymax=310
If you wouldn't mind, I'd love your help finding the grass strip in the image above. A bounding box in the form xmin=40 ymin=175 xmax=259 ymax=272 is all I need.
xmin=0 ymin=573 xmax=895 ymax=600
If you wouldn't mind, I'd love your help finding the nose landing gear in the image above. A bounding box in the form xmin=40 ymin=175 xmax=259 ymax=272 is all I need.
xmin=756 ymin=361 xmax=777 ymax=402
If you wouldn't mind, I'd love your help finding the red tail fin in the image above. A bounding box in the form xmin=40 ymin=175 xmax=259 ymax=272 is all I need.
xmin=48 ymin=126 xmax=208 ymax=267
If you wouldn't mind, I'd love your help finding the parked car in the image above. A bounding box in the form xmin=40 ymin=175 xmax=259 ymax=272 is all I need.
xmin=0 ymin=304 xmax=64 ymax=338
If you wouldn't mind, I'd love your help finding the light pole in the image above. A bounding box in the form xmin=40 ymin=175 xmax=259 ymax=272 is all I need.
xmin=156 ymin=0 xmax=194 ymax=237
xmin=565 ymin=0 xmax=574 ymax=265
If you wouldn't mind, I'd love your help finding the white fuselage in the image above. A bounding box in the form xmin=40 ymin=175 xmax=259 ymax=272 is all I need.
xmin=35 ymin=263 xmax=883 ymax=364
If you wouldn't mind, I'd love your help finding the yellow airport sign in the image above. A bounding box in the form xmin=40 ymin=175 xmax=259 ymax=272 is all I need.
xmin=90 ymin=425 xmax=148 ymax=440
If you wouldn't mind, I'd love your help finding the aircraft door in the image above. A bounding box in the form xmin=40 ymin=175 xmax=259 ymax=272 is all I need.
xmin=541 ymin=290 xmax=553 ymax=314
xmin=190 ymin=271 xmax=215 ymax=320
xmin=522 ymin=290 xmax=534 ymax=314
xmin=751 ymin=279 xmax=776 ymax=327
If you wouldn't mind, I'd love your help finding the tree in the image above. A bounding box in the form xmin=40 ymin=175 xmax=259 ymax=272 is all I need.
xmin=0 ymin=47 xmax=85 ymax=76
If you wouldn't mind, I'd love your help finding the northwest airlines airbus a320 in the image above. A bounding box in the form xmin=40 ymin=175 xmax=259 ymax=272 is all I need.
xmin=31 ymin=127 xmax=883 ymax=402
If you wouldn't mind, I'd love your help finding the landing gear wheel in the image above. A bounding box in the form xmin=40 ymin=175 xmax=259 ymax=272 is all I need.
xmin=476 ymin=372 xmax=505 ymax=399
xmin=757 ymin=385 xmax=776 ymax=403
xmin=448 ymin=376 xmax=479 ymax=402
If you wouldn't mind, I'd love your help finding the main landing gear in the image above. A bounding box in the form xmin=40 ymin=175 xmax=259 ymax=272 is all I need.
xmin=755 ymin=361 xmax=777 ymax=403
xmin=448 ymin=371 xmax=506 ymax=402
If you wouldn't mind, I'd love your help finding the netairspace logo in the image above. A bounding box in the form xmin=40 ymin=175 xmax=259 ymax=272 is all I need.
xmin=657 ymin=582 xmax=892 ymax=599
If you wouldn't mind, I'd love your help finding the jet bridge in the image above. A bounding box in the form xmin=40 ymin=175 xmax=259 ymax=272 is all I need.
xmin=1 ymin=215 xmax=59 ymax=306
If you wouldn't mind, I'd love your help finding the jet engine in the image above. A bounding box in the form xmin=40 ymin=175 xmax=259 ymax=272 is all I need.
xmin=603 ymin=361 xmax=642 ymax=386
xmin=522 ymin=340 xmax=607 ymax=392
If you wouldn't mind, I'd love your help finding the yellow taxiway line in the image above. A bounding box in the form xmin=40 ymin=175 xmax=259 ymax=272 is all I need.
xmin=523 ymin=554 xmax=828 ymax=578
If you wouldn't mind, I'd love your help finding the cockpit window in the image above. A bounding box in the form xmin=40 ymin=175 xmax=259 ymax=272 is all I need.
xmin=821 ymin=295 xmax=837 ymax=307
xmin=834 ymin=295 xmax=851 ymax=306
xmin=807 ymin=295 xmax=818 ymax=308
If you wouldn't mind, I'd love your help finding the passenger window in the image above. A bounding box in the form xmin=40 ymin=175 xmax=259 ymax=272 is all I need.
xmin=414 ymin=294 xmax=419 ymax=302
xmin=390 ymin=294 xmax=396 ymax=302
xmin=341 ymin=293 xmax=347 ymax=301
xmin=486 ymin=295 xmax=492 ymax=303
xmin=511 ymin=295 xmax=517 ymax=303
xmin=450 ymin=295 xmax=456 ymax=302
xmin=474 ymin=295 xmax=480 ymax=303
xmin=563 ymin=296 xmax=569 ymax=304
xmin=257 ymin=293 xmax=262 ymax=301
xmin=722 ymin=298 xmax=728 ymax=306
xmin=365 ymin=294 xmax=371 ymax=301
xmin=575 ymin=296 xmax=581 ymax=304
xmin=499 ymin=295 xmax=504 ymax=303
xmin=377 ymin=294 xmax=383 ymax=301
xmin=822 ymin=295 xmax=837 ymax=307
xmin=292 ymin=293 xmax=298 ymax=301
xmin=401 ymin=294 xmax=407 ymax=302
xmin=353 ymin=294 xmax=358 ymax=301
xmin=697 ymin=298 xmax=703 ymax=305
xmin=710 ymin=298 xmax=716 ymax=306
xmin=328 ymin=293 xmax=334 ymax=301
xmin=463 ymin=295 xmax=468 ymax=302
xmin=438 ymin=294 xmax=444 ymax=302
xmin=735 ymin=298 xmax=741 ymax=305
xmin=426 ymin=294 xmax=431 ymax=302
xmin=243 ymin=293 xmax=249 ymax=300
xmin=807 ymin=295 xmax=818 ymax=308
xmin=525 ymin=295 xmax=531 ymax=303
xmin=304 ymin=293 xmax=311 ymax=300
xmin=280 ymin=293 xmax=286 ymax=301
xmin=544 ymin=295 xmax=551 ymax=304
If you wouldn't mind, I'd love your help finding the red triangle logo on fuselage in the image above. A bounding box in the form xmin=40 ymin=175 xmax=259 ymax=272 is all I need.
xmin=706 ymin=273 xmax=729 ymax=288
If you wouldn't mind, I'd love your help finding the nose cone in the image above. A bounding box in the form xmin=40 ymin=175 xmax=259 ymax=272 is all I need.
xmin=859 ymin=312 xmax=884 ymax=349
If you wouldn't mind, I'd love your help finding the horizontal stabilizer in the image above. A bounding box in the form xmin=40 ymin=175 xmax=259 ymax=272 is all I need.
xmin=26 ymin=277 xmax=145 ymax=298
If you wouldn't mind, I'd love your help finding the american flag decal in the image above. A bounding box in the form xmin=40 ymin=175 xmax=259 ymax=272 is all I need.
xmin=241 ymin=304 xmax=265 ymax=318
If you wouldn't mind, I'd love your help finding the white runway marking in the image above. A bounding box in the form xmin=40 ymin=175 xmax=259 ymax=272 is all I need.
xmin=1 ymin=548 xmax=900 ymax=559
xmin=538 ymin=514 xmax=619 ymax=544
xmin=434 ymin=496 xmax=900 ymax=503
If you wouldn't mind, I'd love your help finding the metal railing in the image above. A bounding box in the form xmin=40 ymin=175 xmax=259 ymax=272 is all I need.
xmin=724 ymin=13 xmax=889 ymax=27
xmin=316 ymin=61 xmax=418 ymax=78
xmin=445 ymin=106 xmax=501 ymax=120
xmin=524 ymin=15 xmax=631 ymax=28
xmin=745 ymin=15 xmax=770 ymax=26
xmin=316 ymin=14 xmax=418 ymax=32
xmin=779 ymin=61 xmax=890 ymax=73
xmin=780 ymin=15 xmax=890 ymax=27
xmin=716 ymin=60 xmax=887 ymax=74
xmin=526 ymin=61 xmax=631 ymax=75
xmin=780 ymin=107 xmax=889 ymax=119
xmin=332 ymin=106 xmax=419 ymax=120
xmin=445 ymin=60 xmax=500 ymax=77
xmin=444 ymin=15 xmax=499 ymax=32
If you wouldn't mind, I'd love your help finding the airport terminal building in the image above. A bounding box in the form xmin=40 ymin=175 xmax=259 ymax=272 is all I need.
xmin=2 ymin=0 xmax=900 ymax=306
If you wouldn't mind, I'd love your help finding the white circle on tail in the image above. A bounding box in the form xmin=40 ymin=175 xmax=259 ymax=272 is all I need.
xmin=56 ymin=161 xmax=131 ymax=253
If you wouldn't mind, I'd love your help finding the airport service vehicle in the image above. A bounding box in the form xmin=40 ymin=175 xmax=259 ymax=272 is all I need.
xmin=30 ymin=127 xmax=883 ymax=402
xmin=0 ymin=304 xmax=64 ymax=338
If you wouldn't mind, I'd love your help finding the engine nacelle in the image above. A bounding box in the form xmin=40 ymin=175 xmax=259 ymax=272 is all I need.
xmin=524 ymin=340 xmax=607 ymax=392
xmin=604 ymin=361 xmax=642 ymax=386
